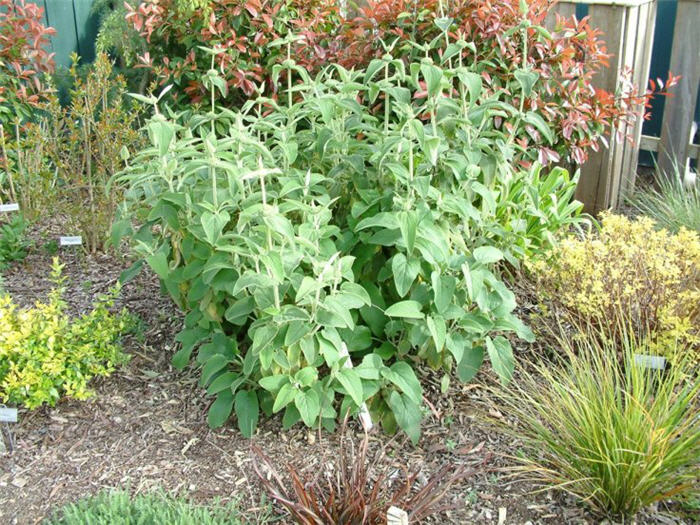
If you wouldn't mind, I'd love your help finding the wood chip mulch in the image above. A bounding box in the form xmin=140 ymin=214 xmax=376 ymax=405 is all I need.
xmin=0 ymin=222 xmax=693 ymax=524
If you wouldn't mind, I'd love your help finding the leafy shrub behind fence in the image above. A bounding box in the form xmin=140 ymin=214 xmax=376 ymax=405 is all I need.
xmin=123 ymin=0 xmax=666 ymax=167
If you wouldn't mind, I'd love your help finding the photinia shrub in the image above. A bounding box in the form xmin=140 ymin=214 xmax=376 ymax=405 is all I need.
xmin=0 ymin=0 xmax=55 ymax=125
xmin=124 ymin=0 xmax=674 ymax=168
xmin=326 ymin=0 xmax=674 ymax=167
xmin=113 ymin=44 xmax=583 ymax=442
xmin=124 ymin=0 xmax=342 ymax=106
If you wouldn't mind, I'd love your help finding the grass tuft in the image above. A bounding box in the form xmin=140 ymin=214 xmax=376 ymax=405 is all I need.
xmin=628 ymin=166 xmax=700 ymax=232
xmin=491 ymin=327 xmax=700 ymax=518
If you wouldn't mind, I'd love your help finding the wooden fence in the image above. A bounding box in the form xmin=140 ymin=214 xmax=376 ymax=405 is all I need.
xmin=547 ymin=0 xmax=699 ymax=212
xmin=547 ymin=0 xmax=658 ymax=213
xmin=640 ymin=0 xmax=700 ymax=179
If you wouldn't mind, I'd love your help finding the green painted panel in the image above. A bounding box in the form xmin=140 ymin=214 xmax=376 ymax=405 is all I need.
xmin=44 ymin=0 xmax=79 ymax=68
xmin=40 ymin=0 xmax=98 ymax=67
xmin=72 ymin=0 xmax=99 ymax=63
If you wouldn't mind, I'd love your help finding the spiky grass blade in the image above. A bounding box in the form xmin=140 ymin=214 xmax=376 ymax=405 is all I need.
xmin=490 ymin=328 xmax=700 ymax=518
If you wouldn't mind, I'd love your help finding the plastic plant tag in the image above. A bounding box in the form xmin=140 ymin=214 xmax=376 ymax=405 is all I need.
xmin=339 ymin=342 xmax=373 ymax=432
xmin=59 ymin=236 xmax=83 ymax=246
xmin=0 ymin=203 xmax=19 ymax=212
xmin=0 ymin=406 xmax=17 ymax=454
xmin=387 ymin=506 xmax=409 ymax=525
xmin=633 ymin=354 xmax=667 ymax=370
xmin=0 ymin=407 xmax=17 ymax=423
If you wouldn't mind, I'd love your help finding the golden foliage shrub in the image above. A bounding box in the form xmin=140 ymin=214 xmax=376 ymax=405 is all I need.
xmin=528 ymin=213 xmax=700 ymax=357
xmin=0 ymin=259 xmax=130 ymax=409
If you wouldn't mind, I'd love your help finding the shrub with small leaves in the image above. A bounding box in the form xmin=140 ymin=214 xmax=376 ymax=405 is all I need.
xmin=36 ymin=53 xmax=144 ymax=253
xmin=528 ymin=213 xmax=700 ymax=359
xmin=0 ymin=258 xmax=131 ymax=409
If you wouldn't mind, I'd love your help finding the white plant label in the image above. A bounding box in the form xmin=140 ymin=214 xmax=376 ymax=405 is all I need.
xmin=60 ymin=236 xmax=83 ymax=246
xmin=340 ymin=342 xmax=373 ymax=432
xmin=0 ymin=407 xmax=17 ymax=423
xmin=0 ymin=203 xmax=19 ymax=212
xmin=387 ymin=506 xmax=409 ymax=525
xmin=633 ymin=354 xmax=667 ymax=370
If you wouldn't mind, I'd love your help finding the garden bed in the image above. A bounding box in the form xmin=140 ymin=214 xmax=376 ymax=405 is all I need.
xmin=0 ymin=223 xmax=689 ymax=524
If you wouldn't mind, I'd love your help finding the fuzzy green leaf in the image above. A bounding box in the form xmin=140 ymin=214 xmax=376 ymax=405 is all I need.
xmin=234 ymin=390 xmax=259 ymax=438
xmin=384 ymin=300 xmax=424 ymax=319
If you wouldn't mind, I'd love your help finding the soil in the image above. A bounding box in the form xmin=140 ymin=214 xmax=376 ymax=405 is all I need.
xmin=0 ymin=222 xmax=694 ymax=525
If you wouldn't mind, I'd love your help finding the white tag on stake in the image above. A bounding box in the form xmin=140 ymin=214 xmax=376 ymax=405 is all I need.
xmin=59 ymin=236 xmax=83 ymax=246
xmin=0 ymin=203 xmax=19 ymax=212
xmin=387 ymin=506 xmax=409 ymax=525
xmin=0 ymin=406 xmax=17 ymax=454
xmin=633 ymin=354 xmax=667 ymax=370
xmin=0 ymin=407 xmax=17 ymax=423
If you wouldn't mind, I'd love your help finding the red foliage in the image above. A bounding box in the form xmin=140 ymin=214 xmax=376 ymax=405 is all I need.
xmin=327 ymin=0 xmax=671 ymax=165
xmin=124 ymin=0 xmax=341 ymax=104
xmin=0 ymin=0 xmax=55 ymax=115
xmin=124 ymin=0 xmax=673 ymax=164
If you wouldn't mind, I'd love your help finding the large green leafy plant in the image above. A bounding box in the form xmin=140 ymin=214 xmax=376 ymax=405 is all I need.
xmin=114 ymin=40 xmax=581 ymax=441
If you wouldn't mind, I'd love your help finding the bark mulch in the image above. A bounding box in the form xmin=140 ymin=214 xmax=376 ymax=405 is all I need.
xmin=0 ymin=228 xmax=692 ymax=524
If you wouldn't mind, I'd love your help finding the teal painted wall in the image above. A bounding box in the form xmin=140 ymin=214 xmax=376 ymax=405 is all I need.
xmin=39 ymin=0 xmax=99 ymax=67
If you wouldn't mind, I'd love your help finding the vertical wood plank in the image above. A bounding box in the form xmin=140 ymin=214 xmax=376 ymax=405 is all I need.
xmin=575 ymin=4 xmax=626 ymax=212
xmin=658 ymin=0 xmax=700 ymax=179
xmin=544 ymin=3 xmax=577 ymax=30
xmin=44 ymin=0 xmax=80 ymax=68
xmin=606 ymin=4 xmax=637 ymax=208
xmin=619 ymin=1 xmax=657 ymax=202
xmin=72 ymin=0 xmax=98 ymax=63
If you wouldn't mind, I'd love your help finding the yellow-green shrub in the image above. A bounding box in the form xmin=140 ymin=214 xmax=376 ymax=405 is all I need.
xmin=528 ymin=213 xmax=700 ymax=357
xmin=0 ymin=258 xmax=130 ymax=408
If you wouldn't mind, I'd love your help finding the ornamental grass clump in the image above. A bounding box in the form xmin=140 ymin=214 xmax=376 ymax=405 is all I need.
xmin=627 ymin=166 xmax=700 ymax=233
xmin=528 ymin=213 xmax=700 ymax=359
xmin=491 ymin=328 xmax=700 ymax=518
xmin=0 ymin=258 xmax=130 ymax=408
xmin=252 ymin=418 xmax=478 ymax=524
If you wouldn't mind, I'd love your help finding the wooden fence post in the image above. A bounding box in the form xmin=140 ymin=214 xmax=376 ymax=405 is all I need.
xmin=545 ymin=0 xmax=657 ymax=213
xmin=658 ymin=0 xmax=700 ymax=179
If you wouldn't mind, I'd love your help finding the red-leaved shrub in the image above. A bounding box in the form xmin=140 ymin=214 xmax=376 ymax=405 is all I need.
xmin=125 ymin=0 xmax=673 ymax=165
xmin=0 ymin=0 xmax=55 ymax=124
xmin=326 ymin=0 xmax=674 ymax=166
xmin=125 ymin=0 xmax=341 ymax=105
